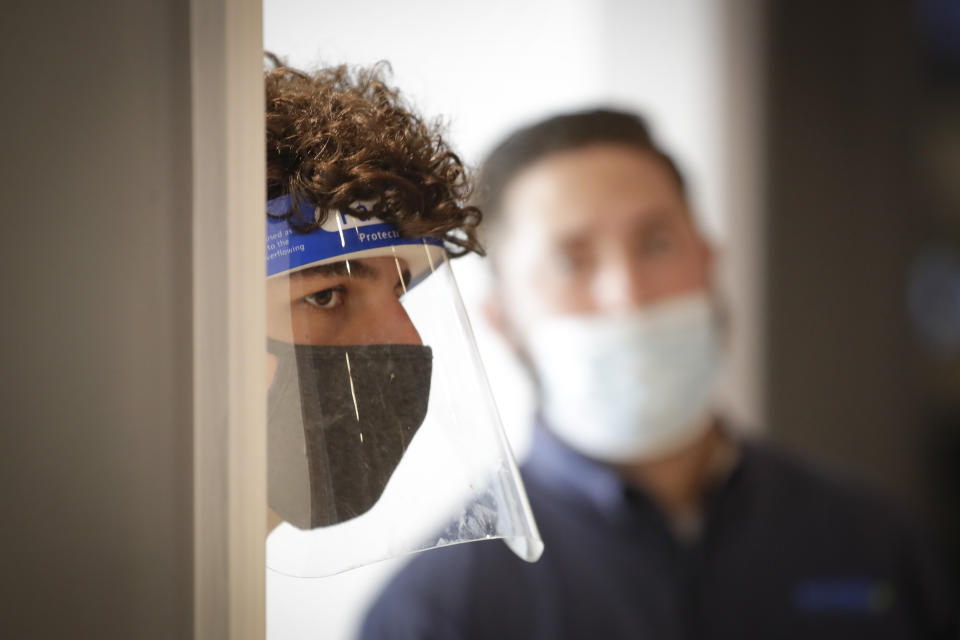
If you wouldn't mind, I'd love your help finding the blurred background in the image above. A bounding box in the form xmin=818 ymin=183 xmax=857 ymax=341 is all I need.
xmin=265 ymin=0 xmax=960 ymax=637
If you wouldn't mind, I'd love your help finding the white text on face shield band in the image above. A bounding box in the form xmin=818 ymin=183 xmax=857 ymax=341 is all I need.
xmin=525 ymin=292 xmax=721 ymax=463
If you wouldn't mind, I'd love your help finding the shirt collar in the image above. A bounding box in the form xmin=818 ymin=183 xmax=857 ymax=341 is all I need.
xmin=524 ymin=416 xmax=745 ymax=530
xmin=524 ymin=420 xmax=632 ymax=521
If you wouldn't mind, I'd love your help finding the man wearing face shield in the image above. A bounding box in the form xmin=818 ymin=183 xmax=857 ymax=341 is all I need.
xmin=360 ymin=110 xmax=957 ymax=639
xmin=263 ymin=59 xmax=541 ymax=578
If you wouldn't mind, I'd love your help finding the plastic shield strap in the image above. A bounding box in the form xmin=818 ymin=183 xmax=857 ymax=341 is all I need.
xmin=266 ymin=231 xmax=542 ymax=577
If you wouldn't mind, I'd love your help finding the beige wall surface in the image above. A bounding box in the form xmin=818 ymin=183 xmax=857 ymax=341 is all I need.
xmin=0 ymin=1 xmax=195 ymax=637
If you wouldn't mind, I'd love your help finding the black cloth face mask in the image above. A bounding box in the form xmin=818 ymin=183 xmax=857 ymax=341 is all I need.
xmin=267 ymin=338 xmax=433 ymax=529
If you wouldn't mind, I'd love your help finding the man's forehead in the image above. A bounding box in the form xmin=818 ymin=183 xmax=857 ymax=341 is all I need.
xmin=500 ymin=145 xmax=687 ymax=232
xmin=503 ymin=154 xmax=688 ymax=241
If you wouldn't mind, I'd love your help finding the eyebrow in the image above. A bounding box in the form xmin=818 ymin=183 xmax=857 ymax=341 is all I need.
xmin=297 ymin=260 xmax=378 ymax=280
xmin=295 ymin=260 xmax=413 ymax=288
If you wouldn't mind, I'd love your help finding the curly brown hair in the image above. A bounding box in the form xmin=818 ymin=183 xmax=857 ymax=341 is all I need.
xmin=265 ymin=54 xmax=482 ymax=257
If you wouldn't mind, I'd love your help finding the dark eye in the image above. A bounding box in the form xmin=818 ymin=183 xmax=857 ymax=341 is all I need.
xmin=557 ymin=249 xmax=592 ymax=275
xmin=304 ymin=287 xmax=344 ymax=309
xmin=641 ymin=230 xmax=675 ymax=256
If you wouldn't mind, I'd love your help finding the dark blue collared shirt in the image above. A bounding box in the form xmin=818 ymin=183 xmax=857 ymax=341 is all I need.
xmin=360 ymin=427 xmax=957 ymax=640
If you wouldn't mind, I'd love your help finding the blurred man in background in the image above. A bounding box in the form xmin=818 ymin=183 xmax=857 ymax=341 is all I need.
xmin=359 ymin=110 xmax=957 ymax=639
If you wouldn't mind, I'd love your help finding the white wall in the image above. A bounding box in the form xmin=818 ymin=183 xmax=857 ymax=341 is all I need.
xmin=264 ymin=0 xmax=724 ymax=233
xmin=263 ymin=1 xmax=740 ymax=638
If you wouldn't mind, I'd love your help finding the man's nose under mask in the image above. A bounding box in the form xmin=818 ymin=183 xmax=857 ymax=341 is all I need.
xmin=524 ymin=292 xmax=721 ymax=463
xmin=267 ymin=339 xmax=433 ymax=529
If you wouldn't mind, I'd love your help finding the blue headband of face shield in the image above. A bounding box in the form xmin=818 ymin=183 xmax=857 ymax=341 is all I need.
xmin=265 ymin=194 xmax=445 ymax=279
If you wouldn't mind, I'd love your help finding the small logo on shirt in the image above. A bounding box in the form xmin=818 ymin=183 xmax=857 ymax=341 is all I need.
xmin=793 ymin=578 xmax=896 ymax=614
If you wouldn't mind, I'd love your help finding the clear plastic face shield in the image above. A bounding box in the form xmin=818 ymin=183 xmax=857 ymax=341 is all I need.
xmin=265 ymin=194 xmax=542 ymax=577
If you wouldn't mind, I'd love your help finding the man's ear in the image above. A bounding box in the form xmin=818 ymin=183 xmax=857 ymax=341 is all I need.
xmin=693 ymin=227 xmax=717 ymax=287
xmin=483 ymin=293 xmax=521 ymax=353
xmin=703 ymin=239 xmax=717 ymax=272
xmin=483 ymin=292 xmax=541 ymax=391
